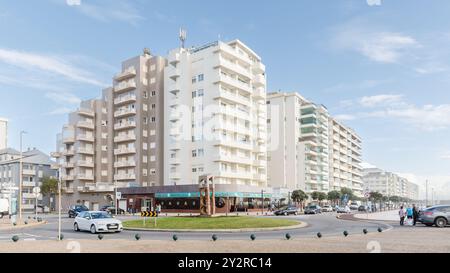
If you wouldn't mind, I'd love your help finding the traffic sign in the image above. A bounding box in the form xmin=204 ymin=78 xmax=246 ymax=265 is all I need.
xmin=116 ymin=192 xmax=122 ymax=199
xmin=364 ymin=192 xmax=371 ymax=198
xmin=33 ymin=187 xmax=41 ymax=194
xmin=141 ymin=211 xmax=158 ymax=217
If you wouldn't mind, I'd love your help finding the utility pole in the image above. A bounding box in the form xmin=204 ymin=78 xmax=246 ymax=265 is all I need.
xmin=261 ymin=189 xmax=265 ymax=215
xmin=114 ymin=154 xmax=118 ymax=216
xmin=18 ymin=131 xmax=26 ymax=221
xmin=58 ymin=166 xmax=62 ymax=240
xmin=425 ymin=180 xmax=428 ymax=207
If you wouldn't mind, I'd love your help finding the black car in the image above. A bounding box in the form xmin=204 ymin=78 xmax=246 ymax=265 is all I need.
xmin=68 ymin=205 xmax=89 ymax=218
xmin=358 ymin=205 xmax=367 ymax=212
xmin=274 ymin=206 xmax=299 ymax=216
xmin=106 ymin=206 xmax=125 ymax=215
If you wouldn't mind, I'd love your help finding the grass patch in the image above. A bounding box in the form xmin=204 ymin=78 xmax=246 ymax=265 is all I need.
xmin=123 ymin=216 xmax=299 ymax=230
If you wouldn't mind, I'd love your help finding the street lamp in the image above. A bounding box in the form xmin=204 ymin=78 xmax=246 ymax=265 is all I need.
xmin=18 ymin=130 xmax=27 ymax=221
xmin=261 ymin=189 xmax=265 ymax=215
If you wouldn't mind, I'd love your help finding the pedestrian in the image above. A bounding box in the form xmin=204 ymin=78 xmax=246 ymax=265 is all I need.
xmin=412 ymin=204 xmax=419 ymax=226
xmin=398 ymin=206 xmax=406 ymax=226
xmin=406 ymin=206 xmax=413 ymax=225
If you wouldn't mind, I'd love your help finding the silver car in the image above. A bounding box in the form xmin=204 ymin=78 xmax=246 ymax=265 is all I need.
xmin=418 ymin=205 xmax=450 ymax=228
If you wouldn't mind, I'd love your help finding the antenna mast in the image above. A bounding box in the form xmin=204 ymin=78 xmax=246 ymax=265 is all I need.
xmin=179 ymin=27 xmax=187 ymax=49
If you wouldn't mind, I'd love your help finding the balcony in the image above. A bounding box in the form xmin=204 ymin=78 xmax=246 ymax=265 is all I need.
xmin=215 ymin=42 xmax=252 ymax=65
xmin=77 ymin=147 xmax=94 ymax=155
xmin=114 ymin=80 xmax=136 ymax=93
xmin=218 ymin=172 xmax=252 ymax=180
xmin=114 ymin=134 xmax=136 ymax=143
xmin=169 ymin=172 xmax=181 ymax=180
xmin=253 ymin=146 xmax=265 ymax=154
xmin=252 ymin=74 xmax=266 ymax=87
xmin=50 ymin=163 xmax=60 ymax=170
xmin=62 ymin=149 xmax=75 ymax=156
xmin=23 ymin=193 xmax=36 ymax=199
xmin=22 ymin=181 xmax=36 ymax=187
xmin=62 ymin=175 xmax=75 ymax=181
xmin=114 ymin=67 xmax=136 ymax=81
xmin=77 ymin=134 xmax=94 ymax=142
xmin=114 ymin=161 xmax=136 ymax=168
xmin=169 ymin=127 xmax=181 ymax=136
xmin=169 ymin=97 xmax=181 ymax=107
xmin=253 ymin=173 xmax=266 ymax=181
xmin=50 ymin=152 xmax=61 ymax=158
xmin=114 ymin=94 xmax=137 ymax=105
xmin=213 ymin=57 xmax=252 ymax=79
xmin=114 ymin=147 xmax=136 ymax=155
xmin=214 ymin=155 xmax=252 ymax=165
xmin=169 ymin=157 xmax=181 ymax=165
xmin=78 ymin=160 xmax=94 ymax=168
xmin=213 ymin=139 xmax=252 ymax=151
xmin=62 ymin=162 xmax=75 ymax=168
xmin=213 ymin=89 xmax=251 ymax=107
xmin=22 ymin=169 xmax=35 ymax=176
xmin=213 ymin=74 xmax=252 ymax=94
xmin=253 ymin=87 xmax=265 ymax=100
xmin=114 ymin=121 xmax=136 ymax=130
xmin=253 ymin=159 xmax=267 ymax=167
xmin=78 ymin=174 xmax=94 ymax=180
xmin=168 ymin=51 xmax=180 ymax=65
xmin=169 ymin=142 xmax=181 ymax=150
xmin=77 ymin=108 xmax=95 ymax=117
xmin=63 ymin=136 xmax=75 ymax=144
xmin=62 ymin=187 xmax=75 ymax=194
xmin=252 ymin=61 xmax=265 ymax=74
xmin=79 ymin=183 xmax=114 ymax=193
xmin=168 ymin=81 xmax=180 ymax=95
xmin=114 ymin=108 xmax=137 ymax=118
xmin=169 ymin=111 xmax=181 ymax=121
xmin=167 ymin=64 xmax=181 ymax=80
xmin=77 ymin=121 xmax=94 ymax=130
xmin=114 ymin=173 xmax=136 ymax=180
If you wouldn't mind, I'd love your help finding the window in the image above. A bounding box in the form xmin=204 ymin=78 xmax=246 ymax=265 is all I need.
xmin=150 ymin=156 xmax=156 ymax=162
xmin=143 ymin=104 xmax=148 ymax=111
xmin=150 ymin=168 xmax=156 ymax=175
xmin=192 ymin=150 xmax=197 ymax=157
xmin=198 ymin=167 xmax=204 ymax=173
xmin=151 ymin=117 xmax=156 ymax=123
xmin=101 ymin=120 xmax=107 ymax=126
xmin=150 ymin=64 xmax=156 ymax=71
xmin=143 ymin=143 xmax=148 ymax=150
xmin=143 ymin=156 xmax=148 ymax=163
xmin=197 ymin=89 xmax=204 ymax=97
xmin=198 ymin=149 xmax=204 ymax=157
xmin=151 ymin=91 xmax=156 ymax=96
xmin=192 ymin=91 xmax=197 ymax=98
xmin=150 ymin=77 xmax=156 ymax=84
xmin=150 ymin=130 xmax=156 ymax=136
xmin=143 ymin=117 xmax=148 ymax=124
xmin=151 ymin=104 xmax=156 ymax=109
xmin=198 ymin=74 xmax=204 ymax=81
xmin=143 ymin=169 xmax=147 ymax=176
xmin=143 ymin=130 xmax=148 ymax=137
xmin=144 ymin=91 xmax=148 ymax=98
xmin=192 ymin=168 xmax=197 ymax=173
xmin=192 ymin=77 xmax=197 ymax=84
xmin=150 ymin=142 xmax=156 ymax=149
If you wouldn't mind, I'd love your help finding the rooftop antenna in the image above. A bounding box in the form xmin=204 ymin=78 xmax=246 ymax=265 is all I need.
xmin=179 ymin=27 xmax=187 ymax=49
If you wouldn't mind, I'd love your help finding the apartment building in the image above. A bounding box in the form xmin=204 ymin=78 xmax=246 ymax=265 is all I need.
xmin=0 ymin=148 xmax=56 ymax=213
xmin=267 ymin=91 xmax=363 ymax=197
xmin=163 ymin=40 xmax=267 ymax=190
xmin=363 ymin=168 xmax=419 ymax=200
xmin=0 ymin=118 xmax=7 ymax=150
xmin=53 ymin=49 xmax=165 ymax=210
xmin=267 ymin=92 xmax=330 ymax=194
xmin=328 ymin=118 xmax=364 ymax=197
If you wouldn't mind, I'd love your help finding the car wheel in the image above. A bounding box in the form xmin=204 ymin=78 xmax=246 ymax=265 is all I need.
xmin=90 ymin=225 xmax=97 ymax=234
xmin=435 ymin=217 xmax=447 ymax=228
xmin=74 ymin=223 xmax=80 ymax=232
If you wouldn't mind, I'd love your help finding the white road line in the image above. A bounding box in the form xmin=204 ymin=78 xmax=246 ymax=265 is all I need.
xmin=24 ymin=238 xmax=36 ymax=241
xmin=23 ymin=233 xmax=41 ymax=238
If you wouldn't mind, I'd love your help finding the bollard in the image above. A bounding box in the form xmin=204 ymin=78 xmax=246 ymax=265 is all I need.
xmin=173 ymin=234 xmax=178 ymax=241
xmin=13 ymin=222 xmax=17 ymax=226
xmin=98 ymin=234 xmax=104 ymax=240
xmin=285 ymin=233 xmax=291 ymax=240
xmin=250 ymin=234 xmax=256 ymax=241
xmin=58 ymin=234 xmax=64 ymax=240
xmin=378 ymin=227 xmax=383 ymax=233
xmin=135 ymin=234 xmax=141 ymax=241
xmin=24 ymin=221 xmax=28 ymax=225
xmin=317 ymin=232 xmax=322 ymax=238
xmin=12 ymin=235 xmax=19 ymax=242
xmin=212 ymin=234 xmax=218 ymax=241
xmin=343 ymin=231 xmax=349 ymax=237
xmin=363 ymin=229 xmax=368 ymax=234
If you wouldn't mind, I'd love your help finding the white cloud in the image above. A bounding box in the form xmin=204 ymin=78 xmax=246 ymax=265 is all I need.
xmin=361 ymin=162 xmax=377 ymax=169
xmin=334 ymin=114 xmax=356 ymax=121
xmin=440 ymin=153 xmax=450 ymax=160
xmin=0 ymin=48 xmax=106 ymax=86
xmin=359 ymin=94 xmax=404 ymax=107
xmin=46 ymin=107 xmax=74 ymax=116
xmin=398 ymin=173 xmax=450 ymax=200
xmin=45 ymin=92 xmax=81 ymax=105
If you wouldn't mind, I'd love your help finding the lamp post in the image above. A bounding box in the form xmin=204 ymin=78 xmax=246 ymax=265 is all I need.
xmin=261 ymin=189 xmax=265 ymax=215
xmin=18 ymin=130 xmax=27 ymax=221
xmin=58 ymin=165 xmax=62 ymax=240
xmin=114 ymin=154 xmax=118 ymax=216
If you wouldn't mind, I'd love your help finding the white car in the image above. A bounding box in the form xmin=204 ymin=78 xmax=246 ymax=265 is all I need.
xmin=322 ymin=205 xmax=333 ymax=212
xmin=74 ymin=211 xmax=123 ymax=234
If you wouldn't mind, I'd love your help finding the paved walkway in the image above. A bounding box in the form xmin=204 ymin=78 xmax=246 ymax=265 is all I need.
xmin=354 ymin=210 xmax=398 ymax=221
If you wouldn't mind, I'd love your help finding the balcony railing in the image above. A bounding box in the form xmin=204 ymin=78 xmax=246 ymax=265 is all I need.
xmin=77 ymin=121 xmax=94 ymax=130
xmin=78 ymin=174 xmax=94 ymax=180
xmin=77 ymin=147 xmax=94 ymax=155
xmin=114 ymin=80 xmax=136 ymax=93
xmin=114 ymin=94 xmax=137 ymax=105
xmin=114 ymin=67 xmax=136 ymax=81
xmin=114 ymin=121 xmax=136 ymax=130
xmin=114 ymin=147 xmax=136 ymax=155
xmin=77 ymin=134 xmax=94 ymax=142
xmin=114 ymin=108 xmax=137 ymax=118
xmin=114 ymin=134 xmax=137 ymax=143
xmin=114 ymin=173 xmax=136 ymax=180
xmin=114 ymin=161 xmax=136 ymax=168
xmin=78 ymin=160 xmax=94 ymax=168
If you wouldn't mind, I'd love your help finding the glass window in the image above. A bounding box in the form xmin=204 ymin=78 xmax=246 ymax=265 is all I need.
xmin=198 ymin=74 xmax=204 ymax=81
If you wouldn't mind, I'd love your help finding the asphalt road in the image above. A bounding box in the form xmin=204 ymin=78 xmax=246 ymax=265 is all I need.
xmin=0 ymin=212 xmax=392 ymax=242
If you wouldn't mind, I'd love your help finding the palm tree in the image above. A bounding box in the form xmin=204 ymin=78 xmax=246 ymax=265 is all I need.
xmin=291 ymin=190 xmax=308 ymax=211
xmin=327 ymin=191 xmax=341 ymax=206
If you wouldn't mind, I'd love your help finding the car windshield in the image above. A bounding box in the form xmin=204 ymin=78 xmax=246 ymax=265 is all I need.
xmin=308 ymin=206 xmax=317 ymax=209
xmin=76 ymin=205 xmax=88 ymax=210
xmin=90 ymin=212 xmax=113 ymax=219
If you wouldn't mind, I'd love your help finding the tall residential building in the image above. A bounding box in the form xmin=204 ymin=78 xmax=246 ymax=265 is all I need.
xmin=267 ymin=91 xmax=363 ymax=196
xmin=164 ymin=40 xmax=268 ymax=188
xmin=328 ymin=118 xmax=363 ymax=197
xmin=363 ymin=168 xmax=419 ymax=200
xmin=267 ymin=92 xmax=330 ymax=194
xmin=53 ymin=49 xmax=165 ymax=210
xmin=0 ymin=118 xmax=7 ymax=150
xmin=0 ymin=148 xmax=56 ymax=213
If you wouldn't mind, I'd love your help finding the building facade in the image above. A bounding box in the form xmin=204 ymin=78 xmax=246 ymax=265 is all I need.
xmin=363 ymin=168 xmax=419 ymax=200
xmin=0 ymin=118 xmax=7 ymax=150
xmin=267 ymin=91 xmax=363 ymax=197
xmin=53 ymin=50 xmax=166 ymax=210
xmin=163 ymin=40 xmax=268 ymax=189
xmin=0 ymin=148 xmax=56 ymax=213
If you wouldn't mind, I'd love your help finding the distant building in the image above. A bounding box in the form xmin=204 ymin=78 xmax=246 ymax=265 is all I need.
xmin=363 ymin=168 xmax=419 ymax=200
xmin=0 ymin=148 xmax=57 ymax=213
xmin=0 ymin=118 xmax=7 ymax=150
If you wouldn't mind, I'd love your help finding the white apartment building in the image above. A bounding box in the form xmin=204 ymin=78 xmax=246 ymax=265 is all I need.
xmin=53 ymin=49 xmax=165 ymax=210
xmin=267 ymin=92 xmax=330 ymax=194
xmin=164 ymin=40 xmax=268 ymax=188
xmin=363 ymin=168 xmax=419 ymax=200
xmin=267 ymin=91 xmax=363 ymax=196
xmin=0 ymin=118 xmax=7 ymax=150
xmin=328 ymin=118 xmax=364 ymax=197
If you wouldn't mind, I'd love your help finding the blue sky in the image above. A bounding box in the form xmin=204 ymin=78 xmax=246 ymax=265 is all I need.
xmin=0 ymin=0 xmax=449 ymax=198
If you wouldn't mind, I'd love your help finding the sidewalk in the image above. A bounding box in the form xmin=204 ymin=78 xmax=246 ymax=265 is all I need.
xmin=354 ymin=210 xmax=398 ymax=222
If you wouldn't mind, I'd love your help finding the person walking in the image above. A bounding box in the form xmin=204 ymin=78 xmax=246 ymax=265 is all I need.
xmin=412 ymin=204 xmax=419 ymax=226
xmin=398 ymin=206 xmax=406 ymax=226
xmin=406 ymin=206 xmax=413 ymax=225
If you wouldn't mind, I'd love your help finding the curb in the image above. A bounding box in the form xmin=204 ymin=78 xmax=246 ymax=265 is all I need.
xmin=0 ymin=221 xmax=48 ymax=231
xmin=123 ymin=221 xmax=308 ymax=233
xmin=336 ymin=214 xmax=394 ymax=232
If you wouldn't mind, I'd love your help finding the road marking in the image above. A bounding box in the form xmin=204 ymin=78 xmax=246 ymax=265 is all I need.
xmin=24 ymin=238 xmax=36 ymax=241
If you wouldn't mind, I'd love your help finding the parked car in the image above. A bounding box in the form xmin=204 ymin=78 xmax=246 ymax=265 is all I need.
xmin=358 ymin=205 xmax=367 ymax=212
xmin=274 ymin=206 xmax=299 ymax=216
xmin=68 ymin=205 xmax=89 ymax=218
xmin=106 ymin=206 xmax=125 ymax=215
xmin=418 ymin=205 xmax=450 ymax=228
xmin=74 ymin=211 xmax=123 ymax=234
xmin=337 ymin=206 xmax=351 ymax=214
xmin=322 ymin=205 xmax=333 ymax=212
xmin=100 ymin=205 xmax=110 ymax=212
xmin=349 ymin=202 xmax=359 ymax=210
xmin=0 ymin=198 xmax=9 ymax=219
xmin=304 ymin=205 xmax=322 ymax=214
